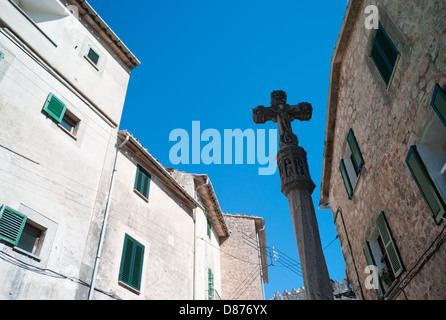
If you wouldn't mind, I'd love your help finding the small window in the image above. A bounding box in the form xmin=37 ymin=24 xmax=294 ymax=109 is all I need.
xmin=85 ymin=46 xmax=101 ymax=68
xmin=59 ymin=109 xmax=80 ymax=137
xmin=370 ymin=23 xmax=399 ymax=87
xmin=0 ymin=51 xmax=4 ymax=62
xmin=118 ymin=234 xmax=145 ymax=292
xmin=0 ymin=205 xmax=45 ymax=259
xmin=430 ymin=84 xmax=446 ymax=126
xmin=339 ymin=129 xmax=364 ymax=199
xmin=134 ymin=165 xmax=151 ymax=200
xmin=363 ymin=212 xmax=404 ymax=299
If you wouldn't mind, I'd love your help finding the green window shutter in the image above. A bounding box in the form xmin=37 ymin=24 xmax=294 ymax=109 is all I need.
xmin=339 ymin=160 xmax=353 ymax=199
xmin=119 ymin=234 xmax=145 ymax=291
xmin=42 ymin=93 xmax=67 ymax=123
xmin=363 ymin=241 xmax=384 ymax=299
xmin=134 ymin=165 xmax=151 ymax=199
xmin=0 ymin=51 xmax=4 ymax=62
xmin=208 ymin=268 xmax=214 ymax=300
xmin=0 ymin=205 xmax=27 ymax=246
xmin=430 ymin=84 xmax=446 ymax=126
xmin=347 ymin=129 xmax=364 ymax=172
xmin=207 ymin=217 xmax=211 ymax=240
xmin=406 ymin=146 xmax=445 ymax=224
xmin=376 ymin=212 xmax=404 ymax=278
xmin=370 ymin=24 xmax=399 ymax=86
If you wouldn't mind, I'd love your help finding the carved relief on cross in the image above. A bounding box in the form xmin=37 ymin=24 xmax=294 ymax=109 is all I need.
xmin=252 ymin=90 xmax=313 ymax=149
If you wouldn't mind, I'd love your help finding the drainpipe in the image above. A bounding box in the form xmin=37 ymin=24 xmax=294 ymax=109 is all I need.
xmin=88 ymin=134 xmax=130 ymax=300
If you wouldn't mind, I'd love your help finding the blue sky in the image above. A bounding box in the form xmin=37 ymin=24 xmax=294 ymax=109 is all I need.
xmin=89 ymin=0 xmax=349 ymax=299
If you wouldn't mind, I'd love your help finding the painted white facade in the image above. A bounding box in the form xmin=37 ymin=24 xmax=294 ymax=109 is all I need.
xmin=0 ymin=0 xmax=138 ymax=300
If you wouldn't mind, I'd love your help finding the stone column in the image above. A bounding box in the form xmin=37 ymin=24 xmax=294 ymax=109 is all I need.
xmin=277 ymin=144 xmax=333 ymax=300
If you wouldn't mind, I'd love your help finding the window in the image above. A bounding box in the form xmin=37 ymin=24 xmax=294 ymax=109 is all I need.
xmin=0 ymin=51 xmax=4 ymax=62
xmin=134 ymin=165 xmax=151 ymax=200
xmin=118 ymin=234 xmax=145 ymax=292
xmin=370 ymin=23 xmax=399 ymax=87
xmin=42 ymin=93 xmax=80 ymax=138
xmin=0 ymin=205 xmax=44 ymax=259
xmin=85 ymin=45 xmax=101 ymax=68
xmin=208 ymin=268 xmax=214 ymax=300
xmin=363 ymin=212 xmax=404 ymax=299
xmin=406 ymin=146 xmax=446 ymax=225
xmin=430 ymin=84 xmax=446 ymax=127
xmin=207 ymin=217 xmax=211 ymax=240
xmin=339 ymin=129 xmax=364 ymax=199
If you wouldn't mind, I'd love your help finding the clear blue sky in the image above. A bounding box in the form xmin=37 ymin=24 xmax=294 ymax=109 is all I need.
xmin=89 ymin=0 xmax=349 ymax=299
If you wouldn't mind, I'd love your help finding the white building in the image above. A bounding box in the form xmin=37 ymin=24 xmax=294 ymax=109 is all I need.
xmin=0 ymin=0 xmax=267 ymax=300
xmin=0 ymin=0 xmax=139 ymax=299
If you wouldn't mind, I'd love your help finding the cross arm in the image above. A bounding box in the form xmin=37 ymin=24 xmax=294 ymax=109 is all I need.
xmin=287 ymin=102 xmax=313 ymax=121
xmin=252 ymin=105 xmax=279 ymax=124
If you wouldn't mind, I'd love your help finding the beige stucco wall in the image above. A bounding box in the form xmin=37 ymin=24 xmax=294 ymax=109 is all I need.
xmin=220 ymin=214 xmax=264 ymax=300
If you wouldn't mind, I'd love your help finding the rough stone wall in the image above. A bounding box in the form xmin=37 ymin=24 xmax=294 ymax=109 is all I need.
xmin=220 ymin=214 xmax=264 ymax=300
xmin=328 ymin=0 xmax=446 ymax=300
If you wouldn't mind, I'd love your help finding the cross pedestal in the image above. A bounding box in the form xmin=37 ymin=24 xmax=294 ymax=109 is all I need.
xmin=253 ymin=91 xmax=333 ymax=300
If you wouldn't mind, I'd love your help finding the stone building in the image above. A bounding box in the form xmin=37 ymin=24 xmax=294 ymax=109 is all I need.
xmin=0 ymin=0 xmax=139 ymax=299
xmin=220 ymin=214 xmax=268 ymax=300
xmin=320 ymin=0 xmax=446 ymax=300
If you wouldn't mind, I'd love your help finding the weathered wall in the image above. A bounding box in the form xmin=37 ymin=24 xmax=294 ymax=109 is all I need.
xmin=327 ymin=0 xmax=446 ymax=300
xmin=220 ymin=214 xmax=264 ymax=300
xmin=92 ymin=149 xmax=196 ymax=300
xmin=0 ymin=0 xmax=133 ymax=300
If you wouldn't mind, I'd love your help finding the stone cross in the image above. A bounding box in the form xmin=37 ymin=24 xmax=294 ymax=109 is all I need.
xmin=253 ymin=90 xmax=333 ymax=300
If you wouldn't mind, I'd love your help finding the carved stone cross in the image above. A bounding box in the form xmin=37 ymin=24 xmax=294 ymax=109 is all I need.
xmin=252 ymin=91 xmax=333 ymax=300
xmin=252 ymin=90 xmax=312 ymax=148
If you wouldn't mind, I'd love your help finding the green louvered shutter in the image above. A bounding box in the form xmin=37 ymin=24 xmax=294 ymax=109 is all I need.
xmin=363 ymin=241 xmax=384 ymax=299
xmin=370 ymin=24 xmax=399 ymax=86
xmin=208 ymin=268 xmax=214 ymax=300
xmin=376 ymin=212 xmax=404 ymax=278
xmin=0 ymin=51 xmax=4 ymax=62
xmin=207 ymin=217 xmax=211 ymax=240
xmin=42 ymin=93 xmax=67 ymax=123
xmin=119 ymin=234 xmax=145 ymax=291
xmin=431 ymin=84 xmax=446 ymax=126
xmin=134 ymin=165 xmax=151 ymax=199
xmin=347 ymin=129 xmax=364 ymax=172
xmin=0 ymin=205 xmax=27 ymax=246
xmin=406 ymin=146 xmax=445 ymax=224
xmin=340 ymin=160 xmax=353 ymax=199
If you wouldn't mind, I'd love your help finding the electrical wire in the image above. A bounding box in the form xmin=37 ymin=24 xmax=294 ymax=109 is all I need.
xmin=0 ymin=249 xmax=121 ymax=300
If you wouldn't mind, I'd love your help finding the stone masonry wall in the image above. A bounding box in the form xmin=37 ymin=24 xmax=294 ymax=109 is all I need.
xmin=220 ymin=214 xmax=264 ymax=300
xmin=328 ymin=0 xmax=446 ymax=300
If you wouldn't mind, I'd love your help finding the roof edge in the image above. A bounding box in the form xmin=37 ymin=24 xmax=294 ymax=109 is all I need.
xmin=320 ymin=0 xmax=364 ymax=206
xmin=67 ymin=0 xmax=141 ymax=70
